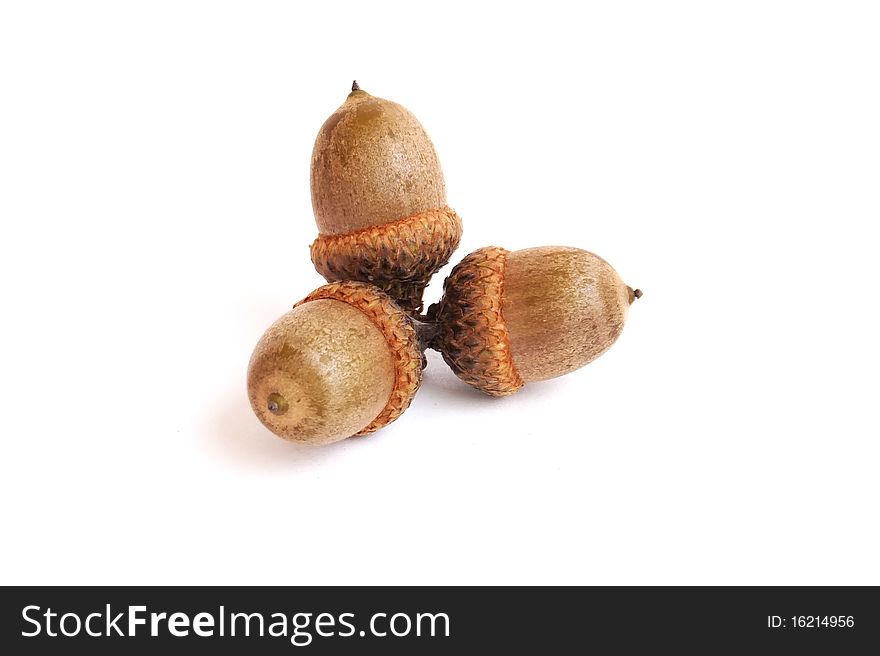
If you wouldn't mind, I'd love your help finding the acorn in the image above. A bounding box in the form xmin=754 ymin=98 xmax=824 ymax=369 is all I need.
xmin=247 ymin=282 xmax=423 ymax=444
xmin=430 ymin=246 xmax=641 ymax=396
xmin=309 ymin=81 xmax=463 ymax=315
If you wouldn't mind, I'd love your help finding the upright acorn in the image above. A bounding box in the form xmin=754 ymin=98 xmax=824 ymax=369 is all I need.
xmin=309 ymin=82 xmax=462 ymax=314
xmin=431 ymin=246 xmax=641 ymax=396
xmin=247 ymin=282 xmax=423 ymax=444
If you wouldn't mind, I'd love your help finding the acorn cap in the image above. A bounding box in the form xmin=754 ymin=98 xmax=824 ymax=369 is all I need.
xmin=309 ymin=83 xmax=462 ymax=314
xmin=429 ymin=246 xmax=524 ymax=396
xmin=247 ymin=282 xmax=423 ymax=444
xmin=431 ymin=246 xmax=640 ymax=396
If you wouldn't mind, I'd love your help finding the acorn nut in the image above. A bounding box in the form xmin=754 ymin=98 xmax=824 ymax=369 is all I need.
xmin=247 ymin=282 xmax=423 ymax=444
xmin=431 ymin=246 xmax=641 ymax=396
xmin=309 ymin=81 xmax=463 ymax=315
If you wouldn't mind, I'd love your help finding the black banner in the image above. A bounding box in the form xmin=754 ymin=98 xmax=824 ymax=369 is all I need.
xmin=1 ymin=586 xmax=877 ymax=653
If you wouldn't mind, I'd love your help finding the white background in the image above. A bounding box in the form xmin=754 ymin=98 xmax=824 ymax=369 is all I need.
xmin=2 ymin=1 xmax=878 ymax=585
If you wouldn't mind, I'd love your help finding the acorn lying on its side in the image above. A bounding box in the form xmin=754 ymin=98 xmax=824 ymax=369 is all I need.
xmin=247 ymin=282 xmax=423 ymax=444
xmin=430 ymin=246 xmax=640 ymax=396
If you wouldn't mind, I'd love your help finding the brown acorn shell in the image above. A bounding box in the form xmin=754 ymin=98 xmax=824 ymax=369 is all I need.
xmin=247 ymin=299 xmax=394 ymax=445
xmin=296 ymin=282 xmax=423 ymax=435
xmin=311 ymin=89 xmax=446 ymax=235
xmin=502 ymin=246 xmax=634 ymax=382
xmin=247 ymin=282 xmax=423 ymax=445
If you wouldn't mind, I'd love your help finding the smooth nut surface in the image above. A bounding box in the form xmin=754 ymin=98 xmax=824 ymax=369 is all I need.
xmin=310 ymin=88 xmax=446 ymax=236
xmin=502 ymin=246 xmax=633 ymax=382
xmin=247 ymin=299 xmax=395 ymax=444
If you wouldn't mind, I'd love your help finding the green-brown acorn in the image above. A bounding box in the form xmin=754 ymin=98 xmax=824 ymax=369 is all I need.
xmin=248 ymin=282 xmax=423 ymax=444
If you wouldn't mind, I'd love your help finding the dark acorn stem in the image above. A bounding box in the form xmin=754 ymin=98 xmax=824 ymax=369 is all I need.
xmin=351 ymin=80 xmax=360 ymax=92
xmin=379 ymin=279 xmax=431 ymax=316
xmin=633 ymin=288 xmax=643 ymax=299
xmin=412 ymin=317 xmax=441 ymax=353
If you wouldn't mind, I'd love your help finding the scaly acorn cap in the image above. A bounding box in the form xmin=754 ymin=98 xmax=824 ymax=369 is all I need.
xmin=247 ymin=282 xmax=423 ymax=444
xmin=430 ymin=246 xmax=641 ymax=396
xmin=309 ymin=81 xmax=463 ymax=315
